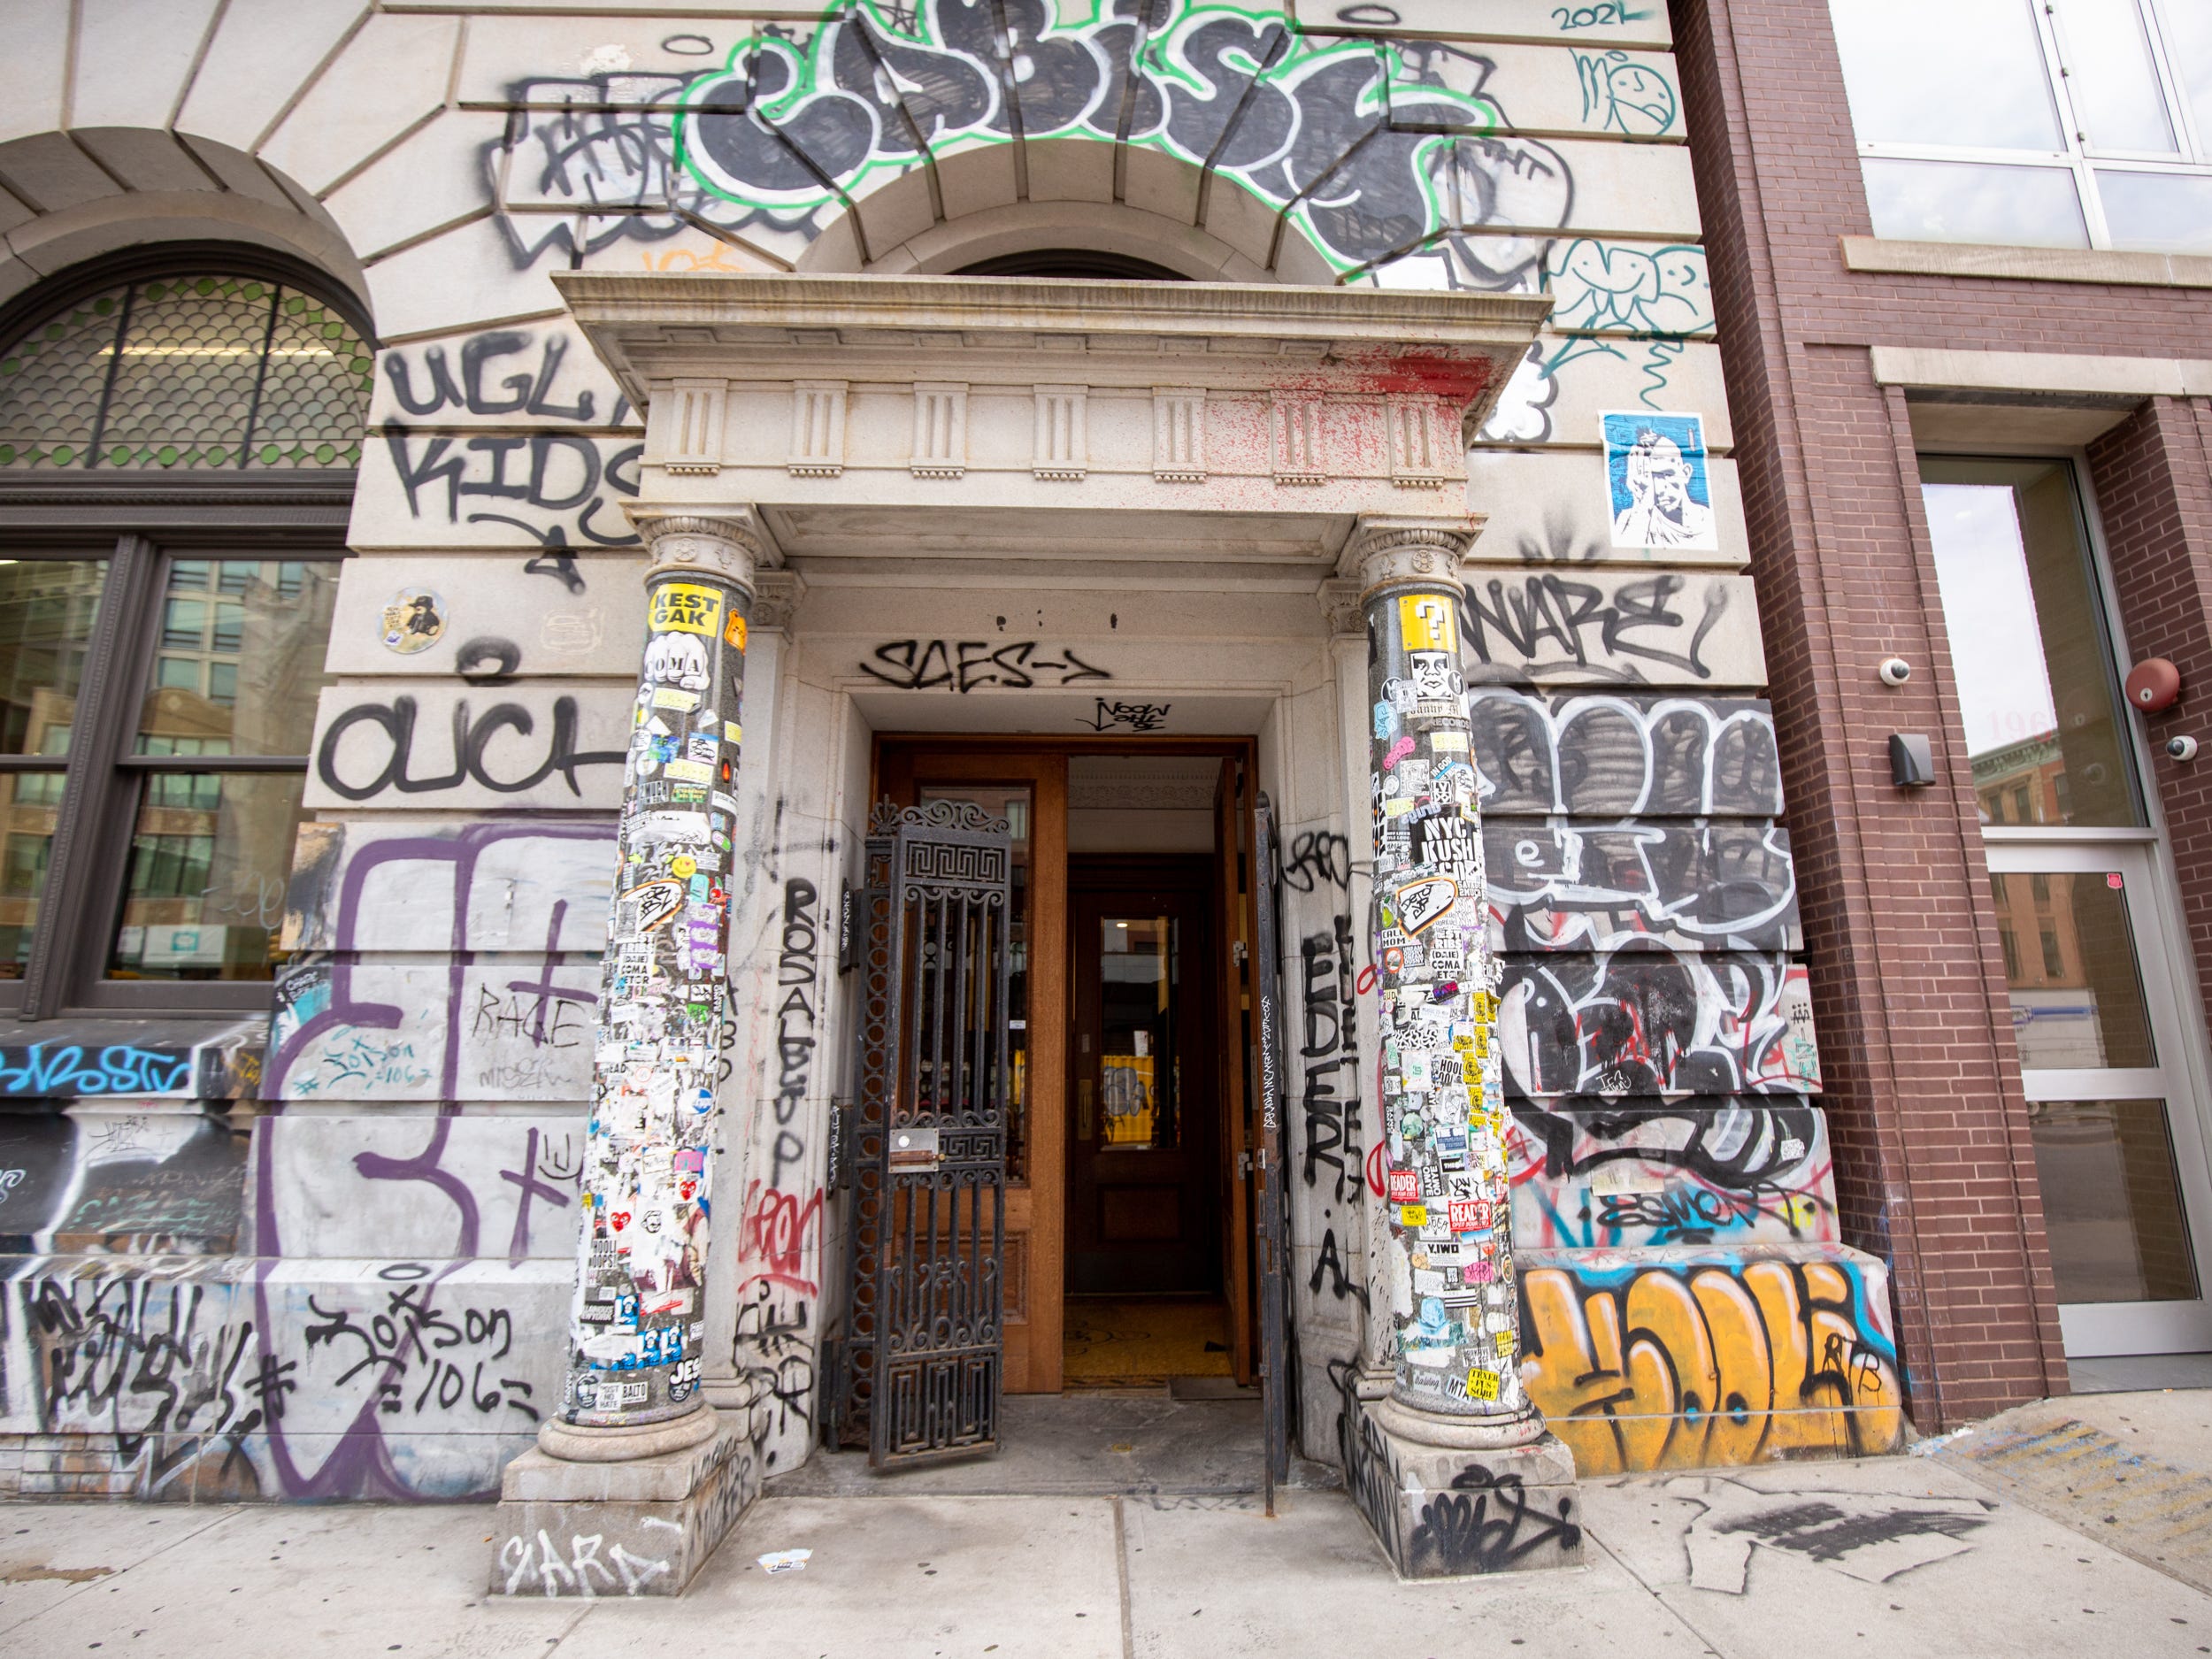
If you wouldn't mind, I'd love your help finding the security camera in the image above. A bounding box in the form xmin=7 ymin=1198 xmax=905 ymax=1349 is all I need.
xmin=1878 ymin=657 xmax=1912 ymax=687
xmin=2169 ymin=735 xmax=2200 ymax=763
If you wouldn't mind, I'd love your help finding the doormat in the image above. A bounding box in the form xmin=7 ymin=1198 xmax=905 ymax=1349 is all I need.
xmin=1063 ymin=1296 xmax=1234 ymax=1388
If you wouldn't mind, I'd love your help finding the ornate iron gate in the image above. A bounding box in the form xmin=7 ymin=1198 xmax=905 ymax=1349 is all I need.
xmin=838 ymin=799 xmax=1012 ymax=1468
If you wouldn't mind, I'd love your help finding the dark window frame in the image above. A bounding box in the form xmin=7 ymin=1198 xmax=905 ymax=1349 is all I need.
xmin=0 ymin=246 xmax=368 ymax=1020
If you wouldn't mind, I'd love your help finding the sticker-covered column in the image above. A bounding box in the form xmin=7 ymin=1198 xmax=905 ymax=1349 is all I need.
xmin=540 ymin=511 xmax=771 ymax=1461
xmin=1359 ymin=519 xmax=1540 ymax=1435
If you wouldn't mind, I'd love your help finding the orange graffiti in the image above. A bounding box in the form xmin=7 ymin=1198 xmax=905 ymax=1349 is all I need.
xmin=640 ymin=243 xmax=761 ymax=275
xmin=1522 ymin=1253 xmax=1905 ymax=1475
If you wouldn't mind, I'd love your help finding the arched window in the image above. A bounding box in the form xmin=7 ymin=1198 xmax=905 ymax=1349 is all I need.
xmin=0 ymin=273 xmax=373 ymax=471
xmin=0 ymin=254 xmax=370 ymax=1018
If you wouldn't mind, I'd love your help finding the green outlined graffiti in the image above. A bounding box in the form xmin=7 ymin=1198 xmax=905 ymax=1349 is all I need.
xmin=665 ymin=1 xmax=1547 ymax=275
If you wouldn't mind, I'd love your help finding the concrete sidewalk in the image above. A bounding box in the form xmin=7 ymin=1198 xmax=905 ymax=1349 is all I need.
xmin=6 ymin=1403 xmax=2212 ymax=1658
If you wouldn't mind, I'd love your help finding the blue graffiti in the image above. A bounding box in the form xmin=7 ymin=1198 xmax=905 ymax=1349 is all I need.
xmin=0 ymin=1044 xmax=196 ymax=1098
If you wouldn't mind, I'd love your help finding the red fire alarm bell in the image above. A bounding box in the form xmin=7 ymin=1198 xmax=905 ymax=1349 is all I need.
xmin=2126 ymin=657 xmax=2183 ymax=713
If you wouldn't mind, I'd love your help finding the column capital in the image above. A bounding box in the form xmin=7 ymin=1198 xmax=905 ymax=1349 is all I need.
xmin=1343 ymin=514 xmax=1483 ymax=598
xmin=626 ymin=505 xmax=783 ymax=592
xmin=1316 ymin=578 xmax=1365 ymax=639
xmin=749 ymin=569 xmax=806 ymax=634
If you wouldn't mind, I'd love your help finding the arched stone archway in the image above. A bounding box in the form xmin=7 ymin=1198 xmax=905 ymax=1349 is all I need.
xmin=0 ymin=130 xmax=369 ymax=326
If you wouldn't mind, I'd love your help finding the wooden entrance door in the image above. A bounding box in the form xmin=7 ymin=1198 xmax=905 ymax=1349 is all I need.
xmin=1066 ymin=860 xmax=1221 ymax=1294
xmin=876 ymin=746 xmax=1066 ymax=1394
xmin=874 ymin=738 xmax=1258 ymax=1393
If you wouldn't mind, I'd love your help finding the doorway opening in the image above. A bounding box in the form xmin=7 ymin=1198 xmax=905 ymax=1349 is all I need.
xmin=1922 ymin=453 xmax=2212 ymax=1359
xmin=872 ymin=737 xmax=1258 ymax=1399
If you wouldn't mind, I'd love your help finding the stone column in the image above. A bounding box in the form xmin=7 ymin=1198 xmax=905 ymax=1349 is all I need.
xmin=491 ymin=509 xmax=777 ymax=1600
xmin=1341 ymin=516 xmax=1582 ymax=1579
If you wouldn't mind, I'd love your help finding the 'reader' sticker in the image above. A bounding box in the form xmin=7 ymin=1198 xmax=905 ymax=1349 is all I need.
xmin=649 ymin=583 xmax=723 ymax=636
xmin=1400 ymin=594 xmax=1456 ymax=654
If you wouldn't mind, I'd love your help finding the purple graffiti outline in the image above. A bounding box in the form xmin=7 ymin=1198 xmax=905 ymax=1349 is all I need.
xmin=249 ymin=823 xmax=610 ymax=1497
xmin=264 ymin=823 xmax=616 ymax=1101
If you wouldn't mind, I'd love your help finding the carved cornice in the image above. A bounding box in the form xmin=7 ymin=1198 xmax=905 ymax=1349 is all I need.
xmin=1344 ymin=514 xmax=1483 ymax=599
xmin=626 ymin=505 xmax=782 ymax=591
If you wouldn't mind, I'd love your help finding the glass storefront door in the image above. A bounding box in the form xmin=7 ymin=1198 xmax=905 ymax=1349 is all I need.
xmin=1925 ymin=456 xmax=2212 ymax=1356
xmin=1985 ymin=842 xmax=2212 ymax=1354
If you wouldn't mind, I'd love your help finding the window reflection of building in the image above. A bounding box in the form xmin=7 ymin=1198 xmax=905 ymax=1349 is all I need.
xmin=0 ymin=561 xmax=103 ymax=976
xmin=1975 ymin=733 xmax=2065 ymax=827
xmin=110 ymin=559 xmax=333 ymax=981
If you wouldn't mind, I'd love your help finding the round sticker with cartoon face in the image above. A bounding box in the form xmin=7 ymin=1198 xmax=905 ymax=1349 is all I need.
xmin=380 ymin=588 xmax=447 ymax=655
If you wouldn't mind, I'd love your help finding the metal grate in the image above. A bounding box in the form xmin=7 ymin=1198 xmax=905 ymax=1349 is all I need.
xmin=0 ymin=274 xmax=373 ymax=471
xmin=839 ymin=798 xmax=1012 ymax=1469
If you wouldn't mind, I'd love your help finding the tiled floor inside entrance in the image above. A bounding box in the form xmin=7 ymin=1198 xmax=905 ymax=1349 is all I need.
xmin=1061 ymin=1295 xmax=1234 ymax=1388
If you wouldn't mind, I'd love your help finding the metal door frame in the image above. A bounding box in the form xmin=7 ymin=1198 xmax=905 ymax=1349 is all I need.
xmin=1987 ymin=837 xmax=2212 ymax=1355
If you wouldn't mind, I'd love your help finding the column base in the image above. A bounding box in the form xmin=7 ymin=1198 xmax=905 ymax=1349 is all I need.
xmin=1346 ymin=1394 xmax=1583 ymax=1580
xmin=489 ymin=1412 xmax=760 ymax=1599
xmin=537 ymin=1406 xmax=720 ymax=1463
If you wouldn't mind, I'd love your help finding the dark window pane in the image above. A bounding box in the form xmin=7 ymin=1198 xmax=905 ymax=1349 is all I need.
xmin=1924 ymin=459 xmax=2141 ymax=828
xmin=2031 ymin=1099 xmax=2198 ymax=1302
xmin=108 ymin=772 xmax=305 ymax=981
xmin=1098 ymin=913 xmax=1179 ymax=1153
xmin=0 ymin=772 xmax=61 ymax=977
xmin=136 ymin=557 xmax=338 ymax=757
xmin=0 ymin=559 xmax=107 ymax=756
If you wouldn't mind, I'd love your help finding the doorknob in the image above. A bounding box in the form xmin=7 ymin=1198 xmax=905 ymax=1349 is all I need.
xmin=1078 ymin=1079 xmax=1094 ymax=1141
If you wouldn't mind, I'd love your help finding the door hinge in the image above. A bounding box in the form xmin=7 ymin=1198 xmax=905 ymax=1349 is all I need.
xmin=1232 ymin=939 xmax=1249 ymax=965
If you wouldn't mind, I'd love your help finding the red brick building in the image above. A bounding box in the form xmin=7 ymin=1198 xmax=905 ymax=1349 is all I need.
xmin=1677 ymin=0 xmax=2212 ymax=1423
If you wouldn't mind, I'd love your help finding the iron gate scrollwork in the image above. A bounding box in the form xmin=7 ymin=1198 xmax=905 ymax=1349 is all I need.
xmin=838 ymin=798 xmax=1012 ymax=1468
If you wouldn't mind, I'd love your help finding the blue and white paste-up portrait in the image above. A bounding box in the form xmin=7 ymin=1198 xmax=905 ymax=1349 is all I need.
xmin=1601 ymin=411 xmax=1719 ymax=552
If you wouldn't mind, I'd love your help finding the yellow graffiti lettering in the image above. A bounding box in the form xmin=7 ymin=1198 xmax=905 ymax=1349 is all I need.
xmin=1521 ymin=1256 xmax=1904 ymax=1476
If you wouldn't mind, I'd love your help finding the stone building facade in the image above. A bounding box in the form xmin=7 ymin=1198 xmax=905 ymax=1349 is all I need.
xmin=25 ymin=0 xmax=2175 ymax=1574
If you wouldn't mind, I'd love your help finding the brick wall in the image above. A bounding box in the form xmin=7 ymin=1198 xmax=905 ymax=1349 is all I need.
xmin=1674 ymin=0 xmax=2079 ymax=1424
xmin=2091 ymin=403 xmax=2212 ymax=1058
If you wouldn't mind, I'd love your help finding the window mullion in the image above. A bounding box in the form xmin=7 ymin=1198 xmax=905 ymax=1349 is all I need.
xmin=2144 ymin=0 xmax=2210 ymax=163
xmin=236 ymin=285 xmax=280 ymax=472
xmin=81 ymin=282 xmax=135 ymax=474
xmin=19 ymin=534 xmax=161 ymax=1018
